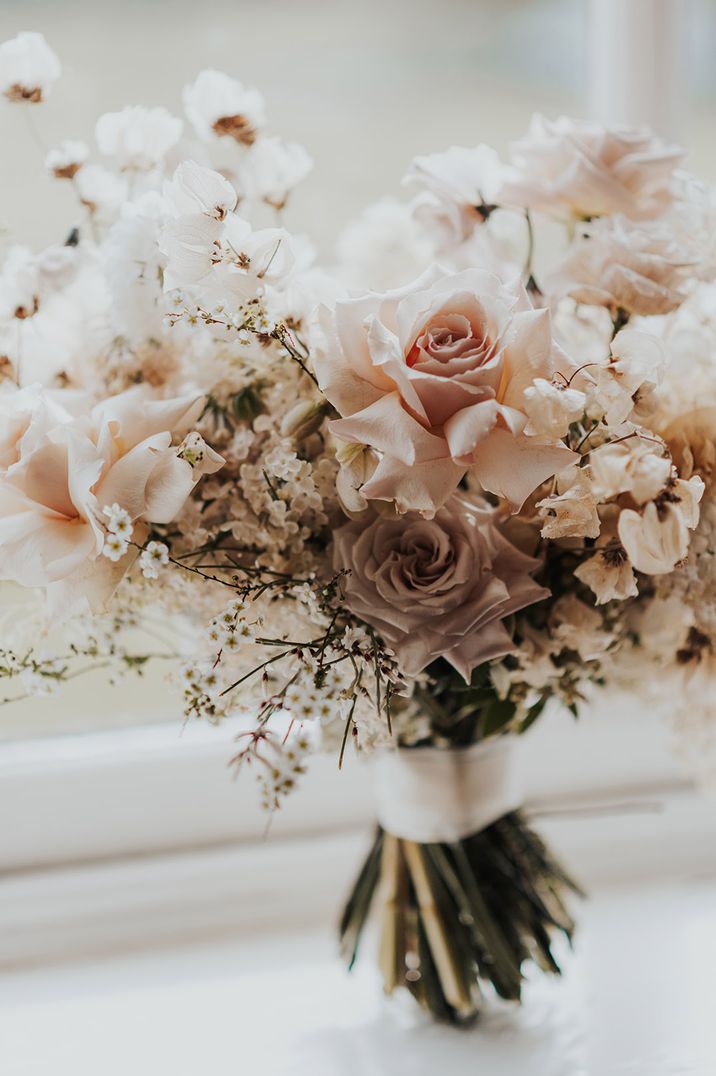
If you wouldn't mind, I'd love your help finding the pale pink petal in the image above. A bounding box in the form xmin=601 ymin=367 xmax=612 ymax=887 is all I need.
xmin=443 ymin=399 xmax=500 ymax=459
xmin=470 ymin=428 xmax=577 ymax=510
xmin=359 ymin=453 xmax=465 ymax=516
xmin=329 ymin=392 xmax=445 ymax=467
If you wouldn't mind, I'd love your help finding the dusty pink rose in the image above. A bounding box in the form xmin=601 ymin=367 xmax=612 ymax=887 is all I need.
xmin=500 ymin=115 xmax=683 ymax=221
xmin=0 ymin=383 xmax=223 ymax=617
xmin=333 ymin=495 xmax=547 ymax=681
xmin=314 ymin=266 xmax=575 ymax=516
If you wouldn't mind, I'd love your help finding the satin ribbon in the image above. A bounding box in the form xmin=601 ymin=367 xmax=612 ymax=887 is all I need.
xmin=372 ymin=737 xmax=522 ymax=843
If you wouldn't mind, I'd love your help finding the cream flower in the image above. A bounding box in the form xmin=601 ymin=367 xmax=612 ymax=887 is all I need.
xmin=589 ymin=329 xmax=665 ymax=427
xmin=314 ymin=266 xmax=576 ymax=517
xmin=548 ymin=217 xmax=692 ymax=318
xmin=548 ymin=594 xmax=613 ymax=661
xmin=160 ymin=208 xmax=293 ymax=303
xmin=95 ymin=106 xmax=183 ymax=171
xmin=500 ymin=115 xmax=683 ymax=221
xmin=334 ymin=442 xmax=380 ymax=515
xmin=333 ymin=495 xmax=547 ymax=681
xmin=589 ymin=436 xmax=672 ymax=505
xmin=536 ymin=466 xmax=600 ymax=540
xmin=240 ymin=137 xmax=313 ymax=210
xmin=575 ymin=547 xmax=638 ymax=605
xmin=523 ymin=377 xmax=586 ymax=438
xmin=0 ymin=32 xmax=61 ymax=103
xmin=404 ymin=144 xmax=505 ymax=248
xmin=0 ymin=385 xmax=223 ymax=617
xmin=662 ymin=406 xmax=716 ymax=488
xmin=183 ymin=69 xmax=266 ymax=146
xmin=618 ymin=475 xmax=704 ymax=575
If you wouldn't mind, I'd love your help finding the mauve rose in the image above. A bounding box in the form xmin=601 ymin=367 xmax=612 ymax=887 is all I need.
xmin=333 ymin=495 xmax=548 ymax=681
xmin=499 ymin=115 xmax=683 ymax=222
xmin=314 ymin=266 xmax=575 ymax=518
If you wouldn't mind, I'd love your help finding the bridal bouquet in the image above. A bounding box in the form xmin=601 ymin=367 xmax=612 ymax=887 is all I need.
xmin=3 ymin=32 xmax=716 ymax=1023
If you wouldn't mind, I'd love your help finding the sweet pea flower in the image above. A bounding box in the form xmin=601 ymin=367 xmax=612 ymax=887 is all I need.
xmin=404 ymin=144 xmax=505 ymax=248
xmin=618 ymin=475 xmax=704 ymax=575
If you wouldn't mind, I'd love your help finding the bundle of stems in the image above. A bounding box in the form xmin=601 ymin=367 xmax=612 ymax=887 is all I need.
xmin=339 ymin=809 xmax=582 ymax=1024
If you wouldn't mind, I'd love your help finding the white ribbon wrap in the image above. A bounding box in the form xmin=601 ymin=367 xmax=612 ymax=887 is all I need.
xmin=373 ymin=737 xmax=522 ymax=843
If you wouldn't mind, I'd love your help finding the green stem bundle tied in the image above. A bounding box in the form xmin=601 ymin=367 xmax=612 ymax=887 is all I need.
xmin=340 ymin=809 xmax=582 ymax=1025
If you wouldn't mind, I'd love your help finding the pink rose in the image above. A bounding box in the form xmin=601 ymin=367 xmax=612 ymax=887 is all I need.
xmin=333 ymin=495 xmax=547 ymax=681
xmin=0 ymin=384 xmax=223 ymax=617
xmin=500 ymin=115 xmax=683 ymax=222
xmin=314 ymin=266 xmax=575 ymax=516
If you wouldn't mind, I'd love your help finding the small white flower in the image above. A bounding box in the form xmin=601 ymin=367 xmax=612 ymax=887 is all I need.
xmin=200 ymin=667 xmax=221 ymax=696
xmin=0 ymin=32 xmax=61 ymax=103
xmin=139 ymin=541 xmax=169 ymax=579
xmin=103 ymin=503 xmax=133 ymax=537
xmin=183 ymin=69 xmax=266 ymax=145
xmin=96 ymin=106 xmax=183 ymax=171
xmin=224 ymin=598 xmax=246 ymax=616
xmin=45 ymin=140 xmax=88 ymax=180
xmin=102 ymin=534 xmax=130 ymax=562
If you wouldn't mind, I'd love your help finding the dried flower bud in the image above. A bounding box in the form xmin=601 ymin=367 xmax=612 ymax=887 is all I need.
xmin=280 ymin=399 xmax=328 ymax=440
